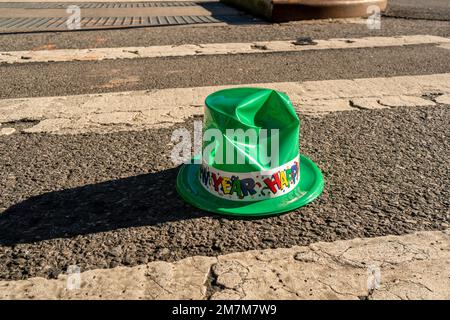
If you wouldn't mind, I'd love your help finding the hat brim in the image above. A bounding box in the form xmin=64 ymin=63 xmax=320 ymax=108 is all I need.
xmin=176 ymin=154 xmax=324 ymax=217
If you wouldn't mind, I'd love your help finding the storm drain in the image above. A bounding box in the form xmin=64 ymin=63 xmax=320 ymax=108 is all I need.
xmin=0 ymin=15 xmax=233 ymax=33
xmin=0 ymin=1 xmax=211 ymax=9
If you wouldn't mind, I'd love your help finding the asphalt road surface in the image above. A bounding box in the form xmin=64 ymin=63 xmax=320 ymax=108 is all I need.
xmin=386 ymin=0 xmax=450 ymax=21
xmin=0 ymin=17 xmax=448 ymax=51
xmin=1 ymin=45 xmax=449 ymax=99
xmin=1 ymin=104 xmax=449 ymax=280
xmin=0 ymin=1 xmax=449 ymax=282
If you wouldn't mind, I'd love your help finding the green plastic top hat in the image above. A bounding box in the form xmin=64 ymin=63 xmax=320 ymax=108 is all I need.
xmin=176 ymin=88 xmax=324 ymax=217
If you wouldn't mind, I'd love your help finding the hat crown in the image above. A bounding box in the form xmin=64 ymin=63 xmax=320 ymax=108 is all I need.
xmin=203 ymin=88 xmax=300 ymax=173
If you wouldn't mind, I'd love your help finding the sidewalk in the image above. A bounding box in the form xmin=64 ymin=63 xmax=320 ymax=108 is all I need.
xmin=1 ymin=230 xmax=448 ymax=299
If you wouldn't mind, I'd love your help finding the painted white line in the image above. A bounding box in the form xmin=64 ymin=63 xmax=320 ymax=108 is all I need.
xmin=0 ymin=229 xmax=449 ymax=300
xmin=437 ymin=43 xmax=450 ymax=50
xmin=0 ymin=73 xmax=448 ymax=135
xmin=1 ymin=35 xmax=449 ymax=64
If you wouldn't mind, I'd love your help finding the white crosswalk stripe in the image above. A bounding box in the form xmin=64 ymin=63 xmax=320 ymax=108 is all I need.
xmin=1 ymin=73 xmax=448 ymax=134
xmin=0 ymin=230 xmax=449 ymax=299
xmin=1 ymin=35 xmax=449 ymax=64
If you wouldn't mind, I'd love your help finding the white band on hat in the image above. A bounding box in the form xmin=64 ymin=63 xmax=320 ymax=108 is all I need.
xmin=198 ymin=155 xmax=300 ymax=202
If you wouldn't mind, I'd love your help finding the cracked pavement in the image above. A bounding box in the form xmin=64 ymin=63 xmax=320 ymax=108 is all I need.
xmin=0 ymin=73 xmax=449 ymax=134
xmin=1 ymin=229 xmax=448 ymax=299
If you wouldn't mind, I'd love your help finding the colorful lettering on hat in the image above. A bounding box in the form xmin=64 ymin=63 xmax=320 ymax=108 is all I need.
xmin=199 ymin=156 xmax=300 ymax=201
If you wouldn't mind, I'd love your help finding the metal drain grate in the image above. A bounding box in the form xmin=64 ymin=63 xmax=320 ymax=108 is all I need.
xmin=0 ymin=15 xmax=226 ymax=32
xmin=0 ymin=1 xmax=212 ymax=9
